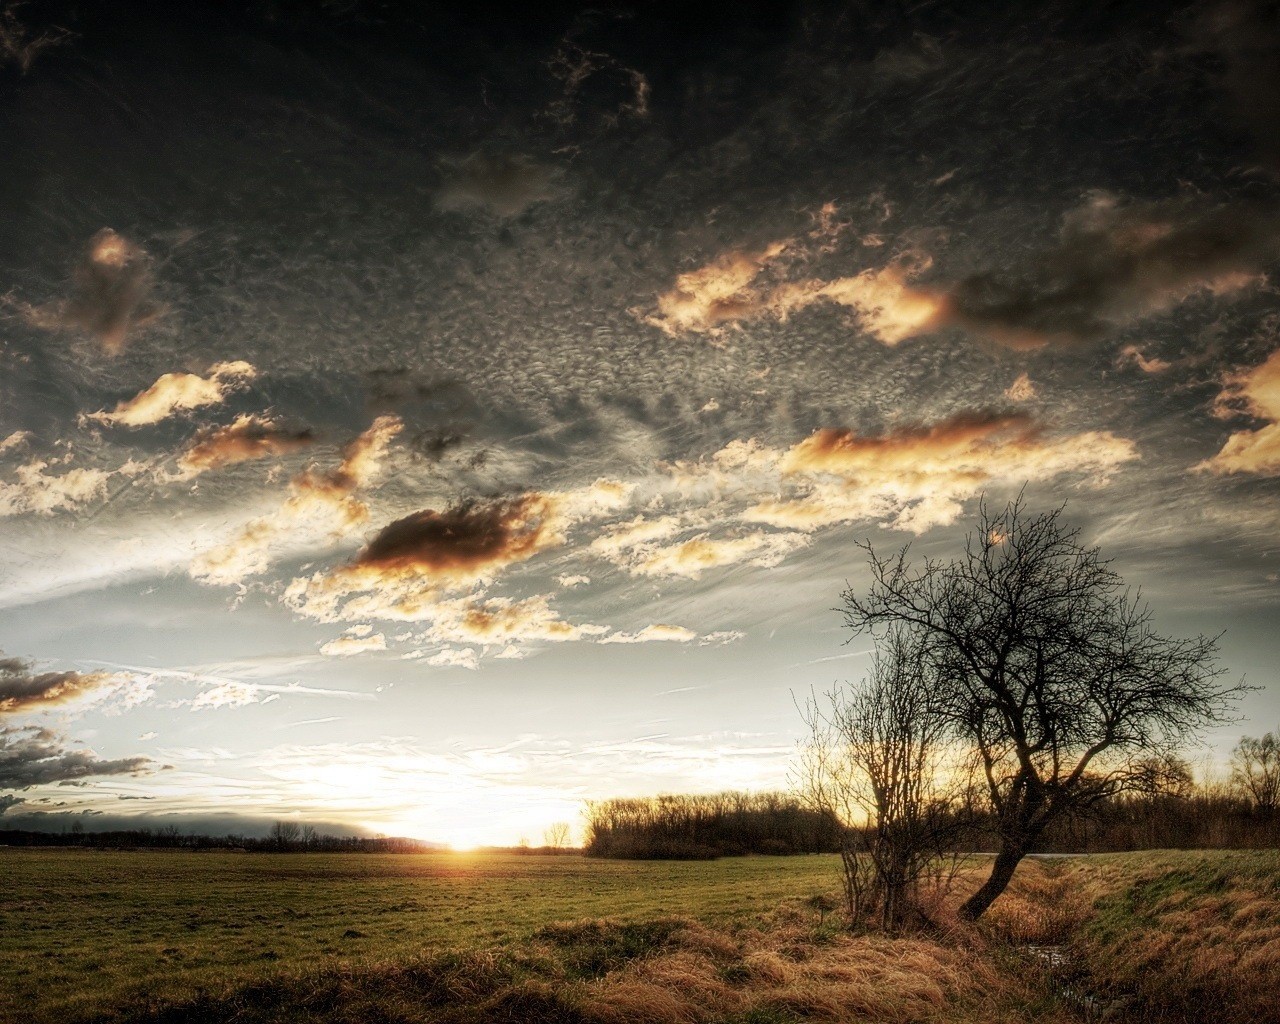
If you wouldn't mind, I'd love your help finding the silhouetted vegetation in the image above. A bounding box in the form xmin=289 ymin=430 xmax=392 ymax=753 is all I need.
xmin=583 ymin=791 xmax=842 ymax=859
xmin=0 ymin=823 xmax=437 ymax=853
xmin=838 ymin=498 xmax=1242 ymax=920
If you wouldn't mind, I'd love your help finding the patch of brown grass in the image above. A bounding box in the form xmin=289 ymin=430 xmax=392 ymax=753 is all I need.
xmin=1058 ymin=850 xmax=1280 ymax=1023
xmin=961 ymin=850 xmax=1280 ymax=1023
xmin=91 ymin=901 xmax=1076 ymax=1024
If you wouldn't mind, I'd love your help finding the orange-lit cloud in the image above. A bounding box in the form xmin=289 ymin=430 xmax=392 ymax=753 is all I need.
xmin=17 ymin=229 xmax=163 ymax=354
xmin=357 ymin=495 xmax=566 ymax=584
xmin=644 ymin=241 xmax=791 ymax=336
xmin=1004 ymin=373 xmax=1037 ymax=401
xmin=190 ymin=415 xmax=402 ymax=586
xmin=646 ymin=194 xmax=1275 ymax=349
xmin=0 ymin=458 xmax=114 ymax=517
xmin=86 ymin=361 xmax=256 ymax=427
xmin=283 ymin=479 xmax=633 ymax=634
xmin=1195 ymin=347 xmax=1280 ymax=476
xmin=319 ymin=632 xmax=387 ymax=657
xmin=644 ymin=233 xmax=943 ymax=346
xmin=0 ymin=657 xmax=116 ymax=715
xmin=768 ymin=257 xmax=945 ymax=345
xmin=598 ymin=624 xmax=698 ymax=644
xmin=174 ymin=414 xmax=313 ymax=480
xmin=1117 ymin=345 xmax=1172 ymax=373
xmin=735 ymin=412 xmax=1138 ymax=534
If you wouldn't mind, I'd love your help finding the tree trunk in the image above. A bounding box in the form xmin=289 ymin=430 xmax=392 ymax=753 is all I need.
xmin=958 ymin=845 xmax=1023 ymax=920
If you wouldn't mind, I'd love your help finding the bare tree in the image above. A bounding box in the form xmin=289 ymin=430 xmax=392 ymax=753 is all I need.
xmin=1231 ymin=730 xmax=1280 ymax=814
xmin=842 ymin=497 xmax=1242 ymax=920
xmin=544 ymin=821 xmax=571 ymax=849
xmin=301 ymin=824 xmax=318 ymax=850
xmin=270 ymin=819 xmax=301 ymax=851
xmin=796 ymin=627 xmax=973 ymax=929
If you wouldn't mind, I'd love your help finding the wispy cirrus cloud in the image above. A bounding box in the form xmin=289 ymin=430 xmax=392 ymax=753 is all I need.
xmin=274 ymin=408 xmax=1137 ymax=667
xmin=189 ymin=415 xmax=402 ymax=586
xmin=743 ymin=411 xmax=1138 ymax=534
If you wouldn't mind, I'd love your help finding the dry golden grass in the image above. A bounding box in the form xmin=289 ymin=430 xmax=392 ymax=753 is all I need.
xmin=20 ymin=848 xmax=1275 ymax=1024
xmin=976 ymin=850 xmax=1280 ymax=1023
xmin=574 ymin=912 xmax=1066 ymax=1024
xmin=76 ymin=903 xmax=1078 ymax=1024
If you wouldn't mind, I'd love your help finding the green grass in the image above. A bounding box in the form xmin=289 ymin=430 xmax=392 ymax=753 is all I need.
xmin=11 ymin=847 xmax=1279 ymax=1024
xmin=0 ymin=850 xmax=843 ymax=1024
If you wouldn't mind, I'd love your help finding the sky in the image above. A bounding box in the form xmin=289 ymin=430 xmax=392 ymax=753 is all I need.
xmin=1 ymin=0 xmax=1278 ymax=848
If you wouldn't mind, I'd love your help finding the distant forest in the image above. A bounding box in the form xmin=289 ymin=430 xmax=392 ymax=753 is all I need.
xmin=583 ymin=792 xmax=844 ymax=858
xmin=584 ymin=781 xmax=1280 ymax=860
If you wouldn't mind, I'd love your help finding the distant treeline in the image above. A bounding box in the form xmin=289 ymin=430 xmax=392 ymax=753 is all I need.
xmin=1033 ymin=789 xmax=1280 ymax=853
xmin=0 ymin=823 xmax=438 ymax=853
xmin=583 ymin=791 xmax=843 ymax=859
xmin=583 ymin=781 xmax=1280 ymax=860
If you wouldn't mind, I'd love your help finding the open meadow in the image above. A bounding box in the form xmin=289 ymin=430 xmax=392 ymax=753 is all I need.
xmin=5 ymin=847 xmax=1279 ymax=1024
xmin=3 ymin=850 xmax=842 ymax=1023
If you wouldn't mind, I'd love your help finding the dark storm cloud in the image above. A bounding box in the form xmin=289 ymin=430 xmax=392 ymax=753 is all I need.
xmin=1193 ymin=0 xmax=1280 ymax=169
xmin=356 ymin=495 xmax=563 ymax=580
xmin=543 ymin=39 xmax=650 ymax=130
xmin=0 ymin=655 xmax=114 ymax=714
xmin=435 ymin=154 xmax=556 ymax=218
xmin=0 ymin=725 xmax=153 ymax=789
xmin=939 ymin=194 xmax=1280 ymax=349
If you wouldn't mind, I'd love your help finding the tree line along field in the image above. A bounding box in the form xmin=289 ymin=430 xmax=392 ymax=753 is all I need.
xmin=5 ymin=847 xmax=1280 ymax=1024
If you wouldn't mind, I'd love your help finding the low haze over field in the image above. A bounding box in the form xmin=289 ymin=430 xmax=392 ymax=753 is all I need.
xmin=1 ymin=0 xmax=1278 ymax=846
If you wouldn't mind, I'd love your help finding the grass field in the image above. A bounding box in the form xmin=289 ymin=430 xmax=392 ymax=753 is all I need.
xmin=5 ymin=847 xmax=1278 ymax=1024
xmin=1 ymin=850 xmax=844 ymax=1023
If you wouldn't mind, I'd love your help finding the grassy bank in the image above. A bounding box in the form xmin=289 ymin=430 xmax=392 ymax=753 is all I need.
xmin=983 ymin=850 xmax=1280 ymax=1023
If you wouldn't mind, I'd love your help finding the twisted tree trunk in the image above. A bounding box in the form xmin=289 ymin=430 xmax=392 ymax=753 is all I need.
xmin=959 ymin=845 xmax=1023 ymax=920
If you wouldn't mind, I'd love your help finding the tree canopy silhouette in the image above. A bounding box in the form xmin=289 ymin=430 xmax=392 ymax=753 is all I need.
xmin=841 ymin=497 xmax=1243 ymax=919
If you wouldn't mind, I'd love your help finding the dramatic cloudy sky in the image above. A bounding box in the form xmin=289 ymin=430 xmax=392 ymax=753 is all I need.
xmin=1 ymin=0 xmax=1278 ymax=846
